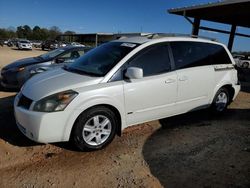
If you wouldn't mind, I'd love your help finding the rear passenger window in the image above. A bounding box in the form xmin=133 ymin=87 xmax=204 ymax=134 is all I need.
xmin=209 ymin=45 xmax=232 ymax=65
xmin=170 ymin=41 xmax=231 ymax=69
xmin=128 ymin=44 xmax=171 ymax=77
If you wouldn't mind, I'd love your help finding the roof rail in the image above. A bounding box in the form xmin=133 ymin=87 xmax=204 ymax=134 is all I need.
xmin=145 ymin=33 xmax=217 ymax=41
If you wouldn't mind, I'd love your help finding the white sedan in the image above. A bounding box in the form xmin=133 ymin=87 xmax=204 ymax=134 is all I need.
xmin=17 ymin=40 xmax=32 ymax=50
xmin=235 ymin=56 xmax=250 ymax=68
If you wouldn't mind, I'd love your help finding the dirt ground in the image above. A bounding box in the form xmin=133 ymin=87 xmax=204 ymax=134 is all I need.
xmin=0 ymin=46 xmax=249 ymax=188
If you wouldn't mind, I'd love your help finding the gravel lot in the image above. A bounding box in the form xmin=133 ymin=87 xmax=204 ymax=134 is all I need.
xmin=0 ymin=46 xmax=249 ymax=187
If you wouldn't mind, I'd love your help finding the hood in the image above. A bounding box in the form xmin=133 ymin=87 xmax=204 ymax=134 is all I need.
xmin=3 ymin=56 xmax=51 ymax=70
xmin=22 ymin=68 xmax=103 ymax=101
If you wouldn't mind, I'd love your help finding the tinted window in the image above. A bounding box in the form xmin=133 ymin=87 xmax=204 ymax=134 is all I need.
xmin=209 ymin=44 xmax=232 ymax=65
xmin=170 ymin=41 xmax=231 ymax=69
xmin=128 ymin=44 xmax=171 ymax=77
xmin=39 ymin=48 xmax=65 ymax=59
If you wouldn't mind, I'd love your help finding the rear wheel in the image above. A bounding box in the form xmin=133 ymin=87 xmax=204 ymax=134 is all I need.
xmin=71 ymin=106 xmax=118 ymax=151
xmin=211 ymin=88 xmax=229 ymax=113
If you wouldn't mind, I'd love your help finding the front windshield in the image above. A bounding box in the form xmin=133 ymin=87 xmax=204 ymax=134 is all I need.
xmin=20 ymin=40 xmax=29 ymax=43
xmin=67 ymin=42 xmax=138 ymax=76
xmin=39 ymin=48 xmax=65 ymax=59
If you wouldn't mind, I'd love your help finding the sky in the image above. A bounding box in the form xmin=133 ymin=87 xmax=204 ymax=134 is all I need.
xmin=0 ymin=0 xmax=249 ymax=51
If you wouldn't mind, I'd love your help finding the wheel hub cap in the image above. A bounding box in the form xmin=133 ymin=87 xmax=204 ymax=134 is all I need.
xmin=82 ymin=115 xmax=112 ymax=146
xmin=215 ymin=92 xmax=228 ymax=112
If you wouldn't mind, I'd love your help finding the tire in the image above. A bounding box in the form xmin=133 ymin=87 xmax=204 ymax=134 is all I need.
xmin=211 ymin=88 xmax=229 ymax=113
xmin=242 ymin=62 xmax=249 ymax=69
xmin=71 ymin=106 xmax=118 ymax=151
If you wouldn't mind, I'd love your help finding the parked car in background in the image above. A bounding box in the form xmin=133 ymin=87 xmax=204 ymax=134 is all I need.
xmin=17 ymin=39 xmax=32 ymax=50
xmin=41 ymin=40 xmax=78 ymax=50
xmin=1 ymin=46 xmax=92 ymax=89
xmin=235 ymin=55 xmax=250 ymax=68
xmin=71 ymin=42 xmax=85 ymax=47
xmin=59 ymin=41 xmax=68 ymax=47
xmin=0 ymin=39 xmax=8 ymax=46
xmin=32 ymin=40 xmax=42 ymax=48
xmin=233 ymin=54 xmax=244 ymax=65
xmin=0 ymin=40 xmax=4 ymax=46
xmin=7 ymin=39 xmax=18 ymax=47
xmin=14 ymin=36 xmax=240 ymax=151
xmin=4 ymin=40 xmax=8 ymax=45
xmin=41 ymin=40 xmax=59 ymax=50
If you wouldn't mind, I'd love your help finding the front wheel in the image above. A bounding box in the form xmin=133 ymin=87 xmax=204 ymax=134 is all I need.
xmin=242 ymin=62 xmax=249 ymax=69
xmin=211 ymin=88 xmax=229 ymax=113
xmin=71 ymin=106 xmax=118 ymax=151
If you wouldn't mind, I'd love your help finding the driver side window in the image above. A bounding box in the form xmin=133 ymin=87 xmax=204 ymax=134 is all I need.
xmin=109 ymin=43 xmax=171 ymax=82
xmin=127 ymin=43 xmax=171 ymax=77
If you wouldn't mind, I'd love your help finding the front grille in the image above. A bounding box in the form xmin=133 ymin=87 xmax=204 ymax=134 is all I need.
xmin=18 ymin=94 xmax=33 ymax=110
xmin=1 ymin=77 xmax=8 ymax=84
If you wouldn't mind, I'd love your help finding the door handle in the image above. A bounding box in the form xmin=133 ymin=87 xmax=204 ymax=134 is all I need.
xmin=179 ymin=76 xmax=188 ymax=81
xmin=165 ymin=79 xmax=176 ymax=84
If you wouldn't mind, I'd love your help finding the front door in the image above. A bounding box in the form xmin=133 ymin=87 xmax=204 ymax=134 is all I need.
xmin=123 ymin=43 xmax=177 ymax=125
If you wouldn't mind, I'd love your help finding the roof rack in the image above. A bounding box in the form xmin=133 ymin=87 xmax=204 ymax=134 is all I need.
xmin=145 ymin=33 xmax=217 ymax=41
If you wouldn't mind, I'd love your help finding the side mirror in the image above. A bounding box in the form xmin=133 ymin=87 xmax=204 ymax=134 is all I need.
xmin=55 ymin=58 xmax=65 ymax=64
xmin=125 ymin=67 xmax=143 ymax=79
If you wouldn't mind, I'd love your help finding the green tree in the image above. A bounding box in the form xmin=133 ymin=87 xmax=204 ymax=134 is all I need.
xmin=32 ymin=26 xmax=41 ymax=40
xmin=0 ymin=28 xmax=8 ymax=39
xmin=49 ymin=26 xmax=62 ymax=39
xmin=16 ymin=26 xmax=24 ymax=38
xmin=40 ymin=28 xmax=50 ymax=40
xmin=16 ymin=25 xmax=32 ymax=39
xmin=64 ymin=30 xmax=76 ymax=35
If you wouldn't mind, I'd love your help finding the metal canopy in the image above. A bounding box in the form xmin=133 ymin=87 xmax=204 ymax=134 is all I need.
xmin=168 ymin=0 xmax=250 ymax=51
xmin=168 ymin=0 xmax=250 ymax=28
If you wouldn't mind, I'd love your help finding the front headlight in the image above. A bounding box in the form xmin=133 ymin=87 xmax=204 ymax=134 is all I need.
xmin=18 ymin=67 xmax=25 ymax=71
xmin=10 ymin=67 xmax=25 ymax=72
xmin=33 ymin=90 xmax=78 ymax=112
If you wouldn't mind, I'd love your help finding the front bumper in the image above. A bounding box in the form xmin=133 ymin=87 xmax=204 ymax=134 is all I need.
xmin=1 ymin=80 xmax=20 ymax=89
xmin=19 ymin=45 xmax=32 ymax=50
xmin=0 ymin=68 xmax=30 ymax=89
xmin=1 ymin=70 xmax=20 ymax=89
xmin=14 ymin=95 xmax=73 ymax=143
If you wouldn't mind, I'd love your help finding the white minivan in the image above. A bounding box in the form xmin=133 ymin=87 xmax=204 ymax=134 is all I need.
xmin=14 ymin=35 xmax=240 ymax=151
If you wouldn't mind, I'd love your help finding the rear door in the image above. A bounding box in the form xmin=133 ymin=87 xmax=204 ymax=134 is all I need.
xmin=170 ymin=41 xmax=215 ymax=112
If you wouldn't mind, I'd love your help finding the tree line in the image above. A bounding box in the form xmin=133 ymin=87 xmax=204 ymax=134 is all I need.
xmin=0 ymin=25 xmax=76 ymax=40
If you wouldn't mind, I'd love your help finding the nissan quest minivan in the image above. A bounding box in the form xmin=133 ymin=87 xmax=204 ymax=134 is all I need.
xmin=14 ymin=35 xmax=240 ymax=151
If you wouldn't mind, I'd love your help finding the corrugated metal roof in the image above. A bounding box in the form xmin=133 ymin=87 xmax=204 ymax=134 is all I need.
xmin=168 ymin=0 xmax=250 ymax=28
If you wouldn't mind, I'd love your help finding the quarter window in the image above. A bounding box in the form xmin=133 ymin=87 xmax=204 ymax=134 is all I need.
xmin=128 ymin=44 xmax=171 ymax=77
xmin=170 ymin=41 xmax=231 ymax=69
xmin=209 ymin=44 xmax=232 ymax=65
